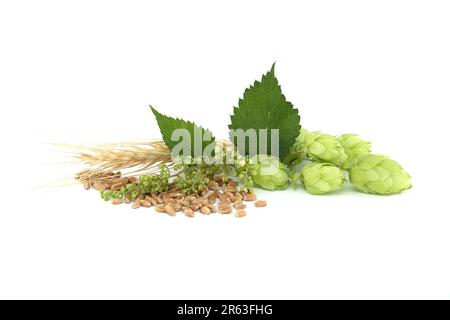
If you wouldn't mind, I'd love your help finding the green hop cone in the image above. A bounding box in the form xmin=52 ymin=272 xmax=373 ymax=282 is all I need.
xmin=349 ymin=154 xmax=412 ymax=195
xmin=300 ymin=162 xmax=346 ymax=195
xmin=338 ymin=134 xmax=372 ymax=169
xmin=252 ymin=155 xmax=289 ymax=190
xmin=283 ymin=128 xmax=309 ymax=166
xmin=305 ymin=132 xmax=348 ymax=167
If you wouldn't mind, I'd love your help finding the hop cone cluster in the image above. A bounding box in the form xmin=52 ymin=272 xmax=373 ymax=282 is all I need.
xmin=299 ymin=162 xmax=345 ymax=195
xmin=286 ymin=129 xmax=411 ymax=195
xmin=349 ymin=154 xmax=412 ymax=195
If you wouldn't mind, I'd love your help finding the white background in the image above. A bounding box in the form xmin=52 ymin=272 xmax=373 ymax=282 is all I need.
xmin=1 ymin=0 xmax=449 ymax=299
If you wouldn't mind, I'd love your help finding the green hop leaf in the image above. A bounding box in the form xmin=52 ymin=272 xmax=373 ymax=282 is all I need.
xmin=252 ymin=154 xmax=289 ymax=190
xmin=228 ymin=63 xmax=301 ymax=159
xmin=349 ymin=154 xmax=412 ymax=195
xmin=150 ymin=106 xmax=215 ymax=160
xmin=283 ymin=128 xmax=309 ymax=166
xmin=300 ymin=162 xmax=346 ymax=195
xmin=338 ymin=134 xmax=372 ymax=169
xmin=305 ymin=132 xmax=348 ymax=167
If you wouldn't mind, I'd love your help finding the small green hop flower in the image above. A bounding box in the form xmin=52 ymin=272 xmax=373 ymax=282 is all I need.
xmin=290 ymin=170 xmax=301 ymax=190
xmin=300 ymin=162 xmax=346 ymax=195
xmin=305 ymin=132 xmax=348 ymax=167
xmin=349 ymin=154 xmax=412 ymax=195
xmin=283 ymin=128 xmax=309 ymax=166
xmin=252 ymin=155 xmax=289 ymax=190
xmin=338 ymin=134 xmax=372 ymax=169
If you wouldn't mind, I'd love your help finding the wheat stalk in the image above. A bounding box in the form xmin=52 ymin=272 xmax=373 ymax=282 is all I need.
xmin=58 ymin=139 xmax=232 ymax=184
xmin=58 ymin=140 xmax=172 ymax=179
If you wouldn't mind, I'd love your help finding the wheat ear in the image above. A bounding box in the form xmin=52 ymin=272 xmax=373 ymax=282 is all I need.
xmin=59 ymin=139 xmax=232 ymax=183
xmin=58 ymin=140 xmax=172 ymax=178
